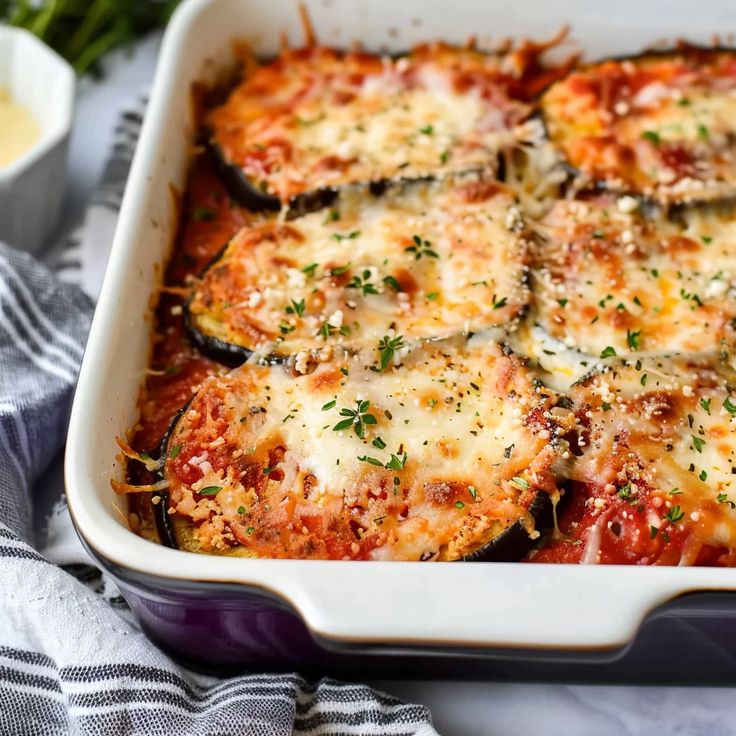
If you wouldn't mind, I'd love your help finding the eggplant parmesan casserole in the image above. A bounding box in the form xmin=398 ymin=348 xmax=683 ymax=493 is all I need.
xmin=117 ymin=33 xmax=736 ymax=566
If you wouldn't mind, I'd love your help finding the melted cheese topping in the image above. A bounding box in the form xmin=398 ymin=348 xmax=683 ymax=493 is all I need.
xmin=210 ymin=46 xmax=531 ymax=201
xmin=532 ymin=196 xmax=736 ymax=359
xmin=530 ymin=356 xmax=736 ymax=565
xmin=542 ymin=51 xmax=736 ymax=201
xmin=164 ymin=339 xmax=573 ymax=560
xmin=187 ymin=177 xmax=530 ymax=362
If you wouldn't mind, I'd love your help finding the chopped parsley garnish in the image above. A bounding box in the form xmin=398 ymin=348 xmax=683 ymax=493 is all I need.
xmin=702 ymin=235 xmax=713 ymax=245
xmin=302 ymin=262 xmax=318 ymax=277
xmin=723 ymin=396 xmax=736 ymax=415
xmin=510 ymin=476 xmax=529 ymax=490
xmin=382 ymin=275 xmax=402 ymax=292
xmin=439 ymin=150 xmax=450 ymax=164
xmin=650 ymin=525 xmax=659 ymax=539
xmin=169 ymin=444 xmax=182 ymax=459
xmin=323 ymin=209 xmax=341 ymax=224
xmin=237 ymin=505 xmax=246 ymax=515
xmin=641 ymin=130 xmax=660 ymax=145
xmin=358 ymin=455 xmax=383 ymax=468
xmin=697 ymin=123 xmax=709 ymax=140
xmin=358 ymin=455 xmax=384 ymax=467
xmin=347 ymin=270 xmax=380 ymax=296
xmin=358 ymin=452 xmax=408 ymax=471
xmin=426 ymin=291 xmax=438 ymax=301
xmin=700 ymin=398 xmax=711 ymax=415
xmin=455 ymin=500 xmax=465 ymax=509
xmin=405 ymin=234 xmax=439 ymax=260
xmin=468 ymin=485 xmax=478 ymax=501
xmin=700 ymin=469 xmax=708 ymax=482
xmin=285 ymin=299 xmax=305 ymax=317
xmin=332 ymin=399 xmax=377 ymax=439
xmin=318 ymin=322 xmax=336 ymax=339
xmin=199 ymin=485 xmax=222 ymax=496
xmin=665 ymin=505 xmax=684 ymax=523
xmin=419 ymin=124 xmax=434 ymax=135
xmin=557 ymin=298 xmax=568 ymax=307
xmin=333 ymin=230 xmax=361 ymax=242
xmin=626 ymin=329 xmax=641 ymax=351
xmin=372 ymin=437 xmax=387 ymax=450
xmin=376 ymin=334 xmax=406 ymax=372
xmin=278 ymin=321 xmax=295 ymax=335
xmin=263 ymin=466 xmax=276 ymax=475
xmin=492 ymin=295 xmax=508 ymax=310
xmin=329 ymin=263 xmax=351 ymax=276
xmin=691 ymin=435 xmax=705 ymax=453
xmin=717 ymin=493 xmax=736 ymax=509
xmin=321 ymin=398 xmax=336 ymax=411
xmin=385 ymin=452 xmax=408 ymax=471
xmin=617 ymin=483 xmax=635 ymax=502
xmin=600 ymin=346 xmax=617 ymax=358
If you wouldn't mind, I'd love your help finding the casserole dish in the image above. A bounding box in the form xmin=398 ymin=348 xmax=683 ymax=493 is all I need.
xmin=66 ymin=0 xmax=736 ymax=678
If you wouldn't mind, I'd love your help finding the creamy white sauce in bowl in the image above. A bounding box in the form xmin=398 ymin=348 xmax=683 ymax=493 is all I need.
xmin=0 ymin=86 xmax=41 ymax=169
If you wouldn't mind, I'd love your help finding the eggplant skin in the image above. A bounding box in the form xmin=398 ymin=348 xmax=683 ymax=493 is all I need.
xmin=210 ymin=140 xmax=343 ymax=215
xmin=151 ymin=491 xmax=177 ymax=549
xmin=151 ymin=396 xmax=200 ymax=550
xmin=209 ymin=138 xmax=452 ymax=219
xmin=183 ymin=297 xmax=251 ymax=367
xmin=183 ymin=293 xmax=288 ymax=368
xmin=208 ymin=141 xmax=281 ymax=211
xmin=462 ymin=490 xmax=553 ymax=562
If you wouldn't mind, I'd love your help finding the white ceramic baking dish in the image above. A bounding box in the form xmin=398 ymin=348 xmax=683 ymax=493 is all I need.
xmin=65 ymin=0 xmax=736 ymax=674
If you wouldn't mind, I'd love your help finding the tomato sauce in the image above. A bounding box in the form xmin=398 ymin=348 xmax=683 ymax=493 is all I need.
xmin=130 ymin=154 xmax=252 ymax=456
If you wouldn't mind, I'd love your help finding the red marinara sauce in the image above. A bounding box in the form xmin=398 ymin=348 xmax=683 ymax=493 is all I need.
xmin=527 ymin=482 xmax=732 ymax=566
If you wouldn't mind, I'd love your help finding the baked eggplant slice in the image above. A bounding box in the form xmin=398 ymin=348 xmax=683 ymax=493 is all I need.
xmin=208 ymin=45 xmax=536 ymax=206
xmin=531 ymin=195 xmax=736 ymax=359
xmin=156 ymin=338 xmax=574 ymax=561
xmin=541 ymin=48 xmax=736 ymax=203
xmin=528 ymin=355 xmax=736 ymax=565
xmin=185 ymin=176 xmax=531 ymax=365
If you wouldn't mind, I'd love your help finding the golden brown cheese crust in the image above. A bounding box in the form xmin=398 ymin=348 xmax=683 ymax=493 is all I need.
xmin=209 ymin=45 xmax=535 ymax=201
xmin=532 ymin=196 xmax=736 ymax=359
xmin=163 ymin=340 xmax=574 ymax=560
xmin=529 ymin=356 xmax=736 ymax=565
xmin=542 ymin=49 xmax=736 ymax=202
xmin=186 ymin=177 xmax=530 ymax=361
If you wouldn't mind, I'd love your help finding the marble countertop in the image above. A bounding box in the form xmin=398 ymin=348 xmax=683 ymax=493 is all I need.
xmin=58 ymin=34 xmax=735 ymax=736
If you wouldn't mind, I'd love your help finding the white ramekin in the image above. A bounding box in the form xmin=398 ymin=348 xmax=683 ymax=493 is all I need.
xmin=0 ymin=26 xmax=75 ymax=254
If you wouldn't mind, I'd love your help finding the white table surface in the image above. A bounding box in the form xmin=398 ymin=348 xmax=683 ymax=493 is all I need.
xmin=58 ymin=34 xmax=736 ymax=736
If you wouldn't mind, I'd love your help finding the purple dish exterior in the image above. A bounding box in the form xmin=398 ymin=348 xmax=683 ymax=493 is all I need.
xmin=82 ymin=536 xmax=736 ymax=681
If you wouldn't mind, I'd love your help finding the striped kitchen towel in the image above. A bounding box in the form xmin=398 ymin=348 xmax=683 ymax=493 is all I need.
xmin=0 ymin=100 xmax=438 ymax=736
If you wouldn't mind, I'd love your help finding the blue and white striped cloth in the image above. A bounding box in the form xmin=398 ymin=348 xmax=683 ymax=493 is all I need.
xmin=0 ymin=100 xmax=438 ymax=736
